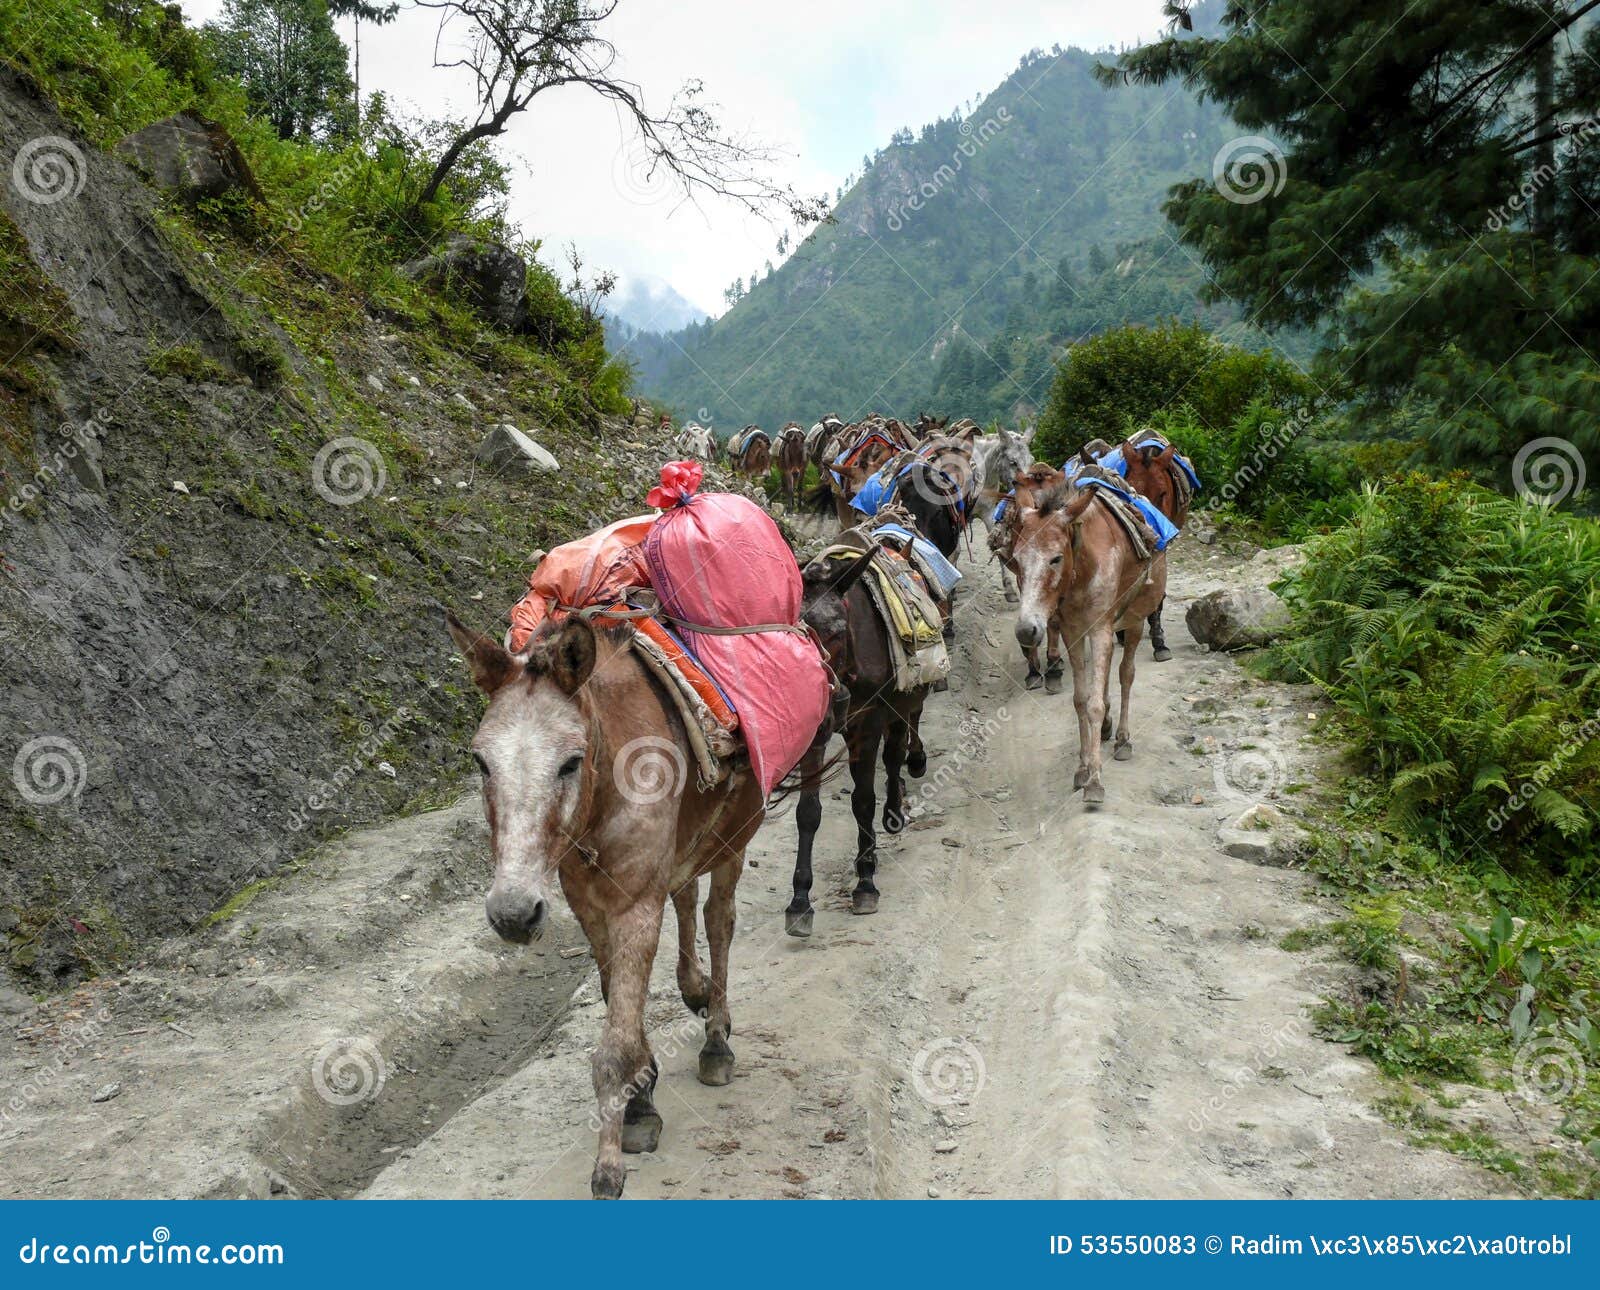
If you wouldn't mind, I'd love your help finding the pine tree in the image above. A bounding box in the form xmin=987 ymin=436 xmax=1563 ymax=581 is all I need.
xmin=1102 ymin=0 xmax=1600 ymax=482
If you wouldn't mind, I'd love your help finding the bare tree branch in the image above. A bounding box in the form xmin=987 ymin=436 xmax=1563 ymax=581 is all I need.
xmin=409 ymin=0 xmax=828 ymax=223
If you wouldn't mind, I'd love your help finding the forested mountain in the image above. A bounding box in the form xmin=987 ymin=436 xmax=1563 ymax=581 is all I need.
xmin=636 ymin=20 xmax=1251 ymax=429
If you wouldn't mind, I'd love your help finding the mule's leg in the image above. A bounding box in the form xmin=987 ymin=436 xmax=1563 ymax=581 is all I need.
xmin=671 ymin=879 xmax=709 ymax=1015
xmin=1083 ymin=630 xmax=1115 ymax=805
xmin=564 ymin=883 xmax=614 ymax=1005
xmin=1044 ymin=622 xmax=1065 ymax=695
xmin=588 ymin=894 xmax=663 ymax=1200
xmin=1067 ymin=634 xmax=1092 ymax=790
xmin=1148 ymin=597 xmax=1172 ymax=662
xmin=621 ymin=1054 xmax=663 ymax=1156
xmin=882 ymin=709 xmax=910 ymax=834
xmin=786 ymin=744 xmax=825 ymax=938
xmin=699 ymin=858 xmax=743 ymax=1086
xmin=1114 ymin=621 xmax=1143 ymax=761
xmin=1024 ymin=643 xmax=1043 ymax=689
xmin=849 ymin=713 xmax=885 ymax=915
xmin=906 ymin=693 xmax=928 ymax=778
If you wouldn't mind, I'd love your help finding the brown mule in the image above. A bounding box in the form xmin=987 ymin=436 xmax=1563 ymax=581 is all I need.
xmin=1117 ymin=434 xmax=1191 ymax=661
xmin=775 ymin=422 xmax=808 ymax=510
xmin=991 ymin=465 xmax=1062 ymax=684
xmin=445 ymin=612 xmax=765 ymax=1200
xmin=1010 ymin=484 xmax=1167 ymax=805
xmin=787 ymin=548 xmax=930 ymax=933
xmin=730 ymin=426 xmax=771 ymax=478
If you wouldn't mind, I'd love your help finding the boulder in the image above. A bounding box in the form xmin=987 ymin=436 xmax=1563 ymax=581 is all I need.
xmin=115 ymin=112 xmax=262 ymax=205
xmin=1218 ymin=802 xmax=1303 ymax=866
xmin=1186 ymin=587 xmax=1290 ymax=651
xmin=399 ymin=234 xmax=528 ymax=331
xmin=475 ymin=424 xmax=557 ymax=473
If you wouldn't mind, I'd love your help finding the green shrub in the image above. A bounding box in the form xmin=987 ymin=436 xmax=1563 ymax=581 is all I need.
xmin=1266 ymin=474 xmax=1600 ymax=875
xmin=1034 ymin=319 xmax=1311 ymax=464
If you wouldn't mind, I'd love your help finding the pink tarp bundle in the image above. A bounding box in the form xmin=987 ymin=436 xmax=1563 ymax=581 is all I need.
xmin=644 ymin=469 xmax=829 ymax=796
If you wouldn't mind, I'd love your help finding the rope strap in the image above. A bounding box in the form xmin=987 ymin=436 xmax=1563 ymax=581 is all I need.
xmin=555 ymin=601 xmax=808 ymax=638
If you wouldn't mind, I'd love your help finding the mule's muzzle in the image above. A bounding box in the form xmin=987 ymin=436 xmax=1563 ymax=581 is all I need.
xmin=1015 ymin=616 xmax=1044 ymax=649
xmin=486 ymin=891 xmax=548 ymax=944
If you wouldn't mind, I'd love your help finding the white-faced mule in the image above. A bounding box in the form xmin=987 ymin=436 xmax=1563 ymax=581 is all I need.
xmin=446 ymin=610 xmax=765 ymax=1199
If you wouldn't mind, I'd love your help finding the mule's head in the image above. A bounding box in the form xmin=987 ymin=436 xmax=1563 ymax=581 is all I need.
xmin=1012 ymin=484 xmax=1091 ymax=649
xmin=446 ymin=612 xmax=599 ymax=945
xmin=990 ymin=430 xmax=1032 ymax=492
xmin=799 ymin=550 xmax=873 ymax=729
xmin=1120 ymin=437 xmax=1181 ymax=522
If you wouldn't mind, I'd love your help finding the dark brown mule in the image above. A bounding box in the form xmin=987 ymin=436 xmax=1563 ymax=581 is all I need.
xmin=787 ymin=548 xmax=930 ymax=934
xmin=912 ymin=412 xmax=948 ymax=439
xmin=730 ymin=426 xmax=771 ymax=478
xmin=1010 ymin=485 xmax=1167 ymax=805
xmin=1117 ymin=435 xmax=1190 ymax=661
xmin=446 ymin=613 xmax=764 ymax=1199
xmin=775 ymin=421 xmax=808 ymax=510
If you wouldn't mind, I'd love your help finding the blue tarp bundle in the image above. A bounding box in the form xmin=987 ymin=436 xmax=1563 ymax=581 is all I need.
xmin=1074 ymin=477 xmax=1180 ymax=551
xmin=873 ymin=523 xmax=962 ymax=598
xmin=1084 ymin=442 xmax=1203 ymax=494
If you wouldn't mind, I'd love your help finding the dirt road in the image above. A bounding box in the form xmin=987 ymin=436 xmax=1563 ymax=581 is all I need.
xmin=0 ymin=536 xmax=1502 ymax=1200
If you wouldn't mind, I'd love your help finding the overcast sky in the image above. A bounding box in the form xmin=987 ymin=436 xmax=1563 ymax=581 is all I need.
xmin=179 ymin=2 xmax=1171 ymax=317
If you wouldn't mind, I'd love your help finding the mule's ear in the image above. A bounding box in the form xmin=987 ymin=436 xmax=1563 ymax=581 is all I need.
xmin=538 ymin=617 xmax=597 ymax=695
xmin=1154 ymin=443 xmax=1177 ymax=467
xmin=446 ymin=610 xmax=517 ymax=693
xmin=1020 ymin=424 xmax=1036 ymax=445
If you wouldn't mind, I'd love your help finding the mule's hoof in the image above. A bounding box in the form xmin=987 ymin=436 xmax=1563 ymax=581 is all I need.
xmin=1073 ymin=768 xmax=1089 ymax=790
xmin=1113 ymin=742 xmax=1133 ymax=762
xmin=933 ymin=678 xmax=949 ymax=693
xmin=1100 ymin=720 xmax=1114 ymax=742
xmin=1004 ymin=588 xmax=1019 ymax=603
xmin=698 ymin=1050 xmax=735 ymax=1087
xmin=883 ymin=806 xmax=905 ymax=834
xmin=591 ymin=1163 xmax=625 ymax=1200
xmin=785 ymin=907 xmax=814 ymax=938
xmin=907 ymin=749 xmax=927 ymax=778
xmin=1083 ymin=780 xmax=1106 ymax=806
xmin=1025 ymin=670 xmax=1044 ymax=690
xmin=681 ymin=989 xmax=710 ymax=1018
xmin=851 ymin=888 xmax=880 ymax=916
xmin=1152 ymin=645 xmax=1173 ymax=662
xmin=621 ymin=1111 xmax=662 ymax=1154
xmin=942 ymin=622 xmax=956 ymax=642
xmin=1044 ymin=671 xmax=1064 ymax=695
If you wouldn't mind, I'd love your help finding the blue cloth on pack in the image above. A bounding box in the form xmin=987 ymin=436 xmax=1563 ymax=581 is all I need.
xmin=1074 ymin=477 xmax=1180 ymax=551
xmin=873 ymin=523 xmax=962 ymax=597
xmin=1083 ymin=443 xmax=1203 ymax=493
xmin=849 ymin=469 xmax=899 ymax=516
xmin=993 ymin=496 xmax=1010 ymax=523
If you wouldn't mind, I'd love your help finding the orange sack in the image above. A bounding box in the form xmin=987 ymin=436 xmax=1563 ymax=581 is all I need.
xmin=506 ymin=514 xmax=654 ymax=653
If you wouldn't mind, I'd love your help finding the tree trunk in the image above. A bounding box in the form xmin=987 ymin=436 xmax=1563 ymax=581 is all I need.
xmin=1532 ymin=3 xmax=1557 ymax=241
